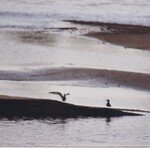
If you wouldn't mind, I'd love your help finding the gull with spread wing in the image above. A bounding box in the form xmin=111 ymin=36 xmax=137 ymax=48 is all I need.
xmin=49 ymin=92 xmax=70 ymax=102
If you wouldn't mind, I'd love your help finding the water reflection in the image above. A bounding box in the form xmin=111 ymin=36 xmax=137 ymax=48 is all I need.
xmin=42 ymin=118 xmax=68 ymax=125
xmin=105 ymin=117 xmax=111 ymax=126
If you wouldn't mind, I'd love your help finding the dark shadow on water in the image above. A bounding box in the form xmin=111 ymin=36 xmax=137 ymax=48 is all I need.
xmin=0 ymin=116 xmax=78 ymax=127
xmin=42 ymin=117 xmax=68 ymax=125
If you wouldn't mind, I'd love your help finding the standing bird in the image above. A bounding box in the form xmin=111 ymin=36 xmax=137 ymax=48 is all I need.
xmin=49 ymin=92 xmax=70 ymax=102
xmin=106 ymin=99 xmax=111 ymax=107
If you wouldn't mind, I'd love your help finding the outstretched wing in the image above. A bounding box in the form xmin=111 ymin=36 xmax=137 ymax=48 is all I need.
xmin=49 ymin=91 xmax=63 ymax=98
xmin=65 ymin=93 xmax=70 ymax=96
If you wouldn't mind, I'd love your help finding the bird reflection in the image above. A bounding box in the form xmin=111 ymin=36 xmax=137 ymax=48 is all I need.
xmin=106 ymin=117 xmax=111 ymax=123
xmin=106 ymin=117 xmax=111 ymax=126
xmin=42 ymin=118 xmax=67 ymax=126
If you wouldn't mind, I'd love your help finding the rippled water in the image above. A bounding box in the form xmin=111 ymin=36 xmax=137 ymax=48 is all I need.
xmin=0 ymin=0 xmax=150 ymax=146
xmin=0 ymin=114 xmax=150 ymax=146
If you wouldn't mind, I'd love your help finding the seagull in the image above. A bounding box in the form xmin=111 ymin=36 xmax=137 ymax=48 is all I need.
xmin=106 ymin=99 xmax=111 ymax=107
xmin=49 ymin=92 xmax=70 ymax=102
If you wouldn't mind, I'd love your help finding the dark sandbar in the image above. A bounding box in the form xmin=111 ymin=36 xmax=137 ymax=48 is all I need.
xmin=0 ymin=95 xmax=141 ymax=119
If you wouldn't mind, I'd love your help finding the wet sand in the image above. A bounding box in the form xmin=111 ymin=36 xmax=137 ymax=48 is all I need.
xmin=0 ymin=68 xmax=149 ymax=91
xmin=65 ymin=20 xmax=150 ymax=50
xmin=0 ymin=95 xmax=141 ymax=118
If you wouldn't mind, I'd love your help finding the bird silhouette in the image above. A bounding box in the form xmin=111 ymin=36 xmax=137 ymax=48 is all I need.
xmin=106 ymin=99 xmax=111 ymax=107
xmin=49 ymin=92 xmax=70 ymax=102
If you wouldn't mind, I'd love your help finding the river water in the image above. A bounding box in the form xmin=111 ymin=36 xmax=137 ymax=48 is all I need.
xmin=0 ymin=0 xmax=150 ymax=146
xmin=0 ymin=0 xmax=150 ymax=28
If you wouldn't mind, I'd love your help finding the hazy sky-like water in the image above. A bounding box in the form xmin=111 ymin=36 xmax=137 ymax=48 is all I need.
xmin=0 ymin=0 xmax=150 ymax=29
